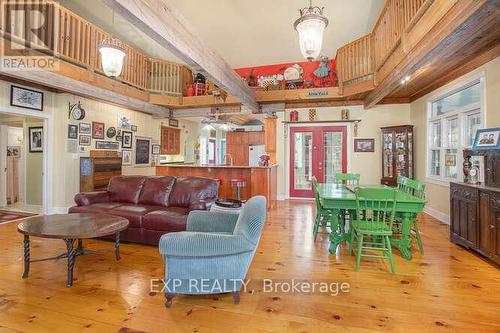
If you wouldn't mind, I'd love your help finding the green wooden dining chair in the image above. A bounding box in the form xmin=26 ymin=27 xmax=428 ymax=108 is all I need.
xmin=335 ymin=173 xmax=360 ymax=186
xmin=335 ymin=173 xmax=361 ymax=226
xmin=396 ymin=176 xmax=425 ymax=254
xmin=312 ymin=176 xmax=335 ymax=240
xmin=349 ymin=187 xmax=397 ymax=273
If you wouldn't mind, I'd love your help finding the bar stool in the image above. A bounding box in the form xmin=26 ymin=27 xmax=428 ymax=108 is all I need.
xmin=230 ymin=178 xmax=246 ymax=201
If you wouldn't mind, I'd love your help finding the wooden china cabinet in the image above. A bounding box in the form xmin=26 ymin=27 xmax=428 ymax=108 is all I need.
xmin=450 ymin=149 xmax=500 ymax=265
xmin=381 ymin=125 xmax=414 ymax=186
xmin=160 ymin=126 xmax=180 ymax=155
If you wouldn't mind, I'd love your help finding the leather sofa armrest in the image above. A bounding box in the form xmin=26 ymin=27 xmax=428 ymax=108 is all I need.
xmin=188 ymin=198 xmax=216 ymax=212
xmin=74 ymin=191 xmax=110 ymax=206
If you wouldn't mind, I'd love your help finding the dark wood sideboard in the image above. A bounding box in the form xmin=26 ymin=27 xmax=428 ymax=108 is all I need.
xmin=450 ymin=149 xmax=499 ymax=265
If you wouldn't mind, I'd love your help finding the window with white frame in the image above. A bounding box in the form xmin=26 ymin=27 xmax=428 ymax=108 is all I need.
xmin=427 ymin=79 xmax=483 ymax=183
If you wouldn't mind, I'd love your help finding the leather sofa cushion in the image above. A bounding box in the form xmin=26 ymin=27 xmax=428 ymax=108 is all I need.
xmin=108 ymin=176 xmax=146 ymax=204
xmin=138 ymin=176 xmax=176 ymax=207
xmin=168 ymin=177 xmax=219 ymax=208
xmin=143 ymin=207 xmax=189 ymax=232
xmin=68 ymin=202 xmax=122 ymax=213
xmin=108 ymin=205 xmax=161 ymax=228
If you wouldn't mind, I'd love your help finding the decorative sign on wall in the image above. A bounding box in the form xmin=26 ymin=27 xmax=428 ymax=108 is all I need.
xmin=135 ymin=137 xmax=151 ymax=166
xmin=95 ymin=141 xmax=119 ymax=150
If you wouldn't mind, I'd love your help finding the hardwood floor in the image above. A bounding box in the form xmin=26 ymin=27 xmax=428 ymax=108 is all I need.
xmin=0 ymin=200 xmax=499 ymax=333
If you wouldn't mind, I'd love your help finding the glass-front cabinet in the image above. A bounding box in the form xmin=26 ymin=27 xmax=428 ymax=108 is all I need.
xmin=381 ymin=125 xmax=414 ymax=186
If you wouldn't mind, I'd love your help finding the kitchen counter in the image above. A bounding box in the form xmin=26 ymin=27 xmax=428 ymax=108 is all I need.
xmin=159 ymin=163 xmax=277 ymax=169
xmin=156 ymin=164 xmax=278 ymax=209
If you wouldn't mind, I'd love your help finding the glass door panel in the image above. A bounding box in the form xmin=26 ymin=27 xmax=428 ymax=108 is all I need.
xmin=323 ymin=131 xmax=343 ymax=183
xmin=293 ymin=131 xmax=313 ymax=191
xmin=383 ymin=132 xmax=394 ymax=178
xmin=290 ymin=126 xmax=346 ymax=198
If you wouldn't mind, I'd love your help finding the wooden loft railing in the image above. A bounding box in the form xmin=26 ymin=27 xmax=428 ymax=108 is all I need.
xmin=0 ymin=0 xmax=187 ymax=96
xmin=335 ymin=34 xmax=373 ymax=90
xmin=372 ymin=0 xmax=427 ymax=70
xmin=335 ymin=0 xmax=430 ymax=90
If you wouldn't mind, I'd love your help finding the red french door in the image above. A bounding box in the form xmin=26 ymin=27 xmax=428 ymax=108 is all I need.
xmin=290 ymin=126 xmax=347 ymax=198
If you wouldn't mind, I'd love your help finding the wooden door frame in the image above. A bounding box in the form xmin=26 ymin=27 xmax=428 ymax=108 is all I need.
xmin=286 ymin=122 xmax=352 ymax=199
xmin=0 ymin=107 xmax=52 ymax=214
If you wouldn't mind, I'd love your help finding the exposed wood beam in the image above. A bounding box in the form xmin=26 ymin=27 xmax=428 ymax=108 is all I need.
xmin=365 ymin=0 xmax=497 ymax=108
xmin=285 ymin=100 xmax=365 ymax=109
xmin=103 ymin=0 xmax=259 ymax=112
xmin=0 ymin=61 xmax=170 ymax=117
xmin=409 ymin=43 xmax=500 ymax=102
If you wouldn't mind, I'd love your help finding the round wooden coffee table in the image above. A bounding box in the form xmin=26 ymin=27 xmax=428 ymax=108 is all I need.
xmin=17 ymin=213 xmax=129 ymax=287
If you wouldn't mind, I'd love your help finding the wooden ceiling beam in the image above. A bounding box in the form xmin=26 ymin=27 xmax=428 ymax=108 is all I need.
xmin=364 ymin=0 xmax=497 ymax=108
xmin=409 ymin=42 xmax=500 ymax=102
xmin=0 ymin=63 xmax=170 ymax=117
xmin=103 ymin=0 xmax=259 ymax=113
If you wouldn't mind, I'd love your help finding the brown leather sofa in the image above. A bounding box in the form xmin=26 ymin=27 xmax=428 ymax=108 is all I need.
xmin=69 ymin=175 xmax=219 ymax=245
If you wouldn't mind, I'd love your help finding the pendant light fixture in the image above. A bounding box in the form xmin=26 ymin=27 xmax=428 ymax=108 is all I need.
xmin=294 ymin=0 xmax=328 ymax=61
xmin=98 ymin=38 xmax=126 ymax=78
xmin=98 ymin=11 xmax=126 ymax=78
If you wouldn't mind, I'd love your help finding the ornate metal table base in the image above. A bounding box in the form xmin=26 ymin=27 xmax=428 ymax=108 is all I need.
xmin=22 ymin=232 xmax=122 ymax=287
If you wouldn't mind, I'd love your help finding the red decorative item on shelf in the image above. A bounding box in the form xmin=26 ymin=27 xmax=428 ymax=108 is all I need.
xmin=194 ymin=82 xmax=206 ymax=96
xmin=186 ymin=85 xmax=195 ymax=97
xmin=290 ymin=110 xmax=299 ymax=122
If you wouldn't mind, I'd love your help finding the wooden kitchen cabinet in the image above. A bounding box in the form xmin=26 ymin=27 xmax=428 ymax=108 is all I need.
xmin=264 ymin=117 xmax=277 ymax=152
xmin=226 ymin=131 xmax=264 ymax=166
xmin=161 ymin=126 xmax=180 ymax=155
xmin=450 ymin=182 xmax=500 ymax=265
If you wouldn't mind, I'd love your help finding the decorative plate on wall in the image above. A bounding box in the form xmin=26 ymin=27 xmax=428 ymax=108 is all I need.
xmin=106 ymin=127 xmax=116 ymax=138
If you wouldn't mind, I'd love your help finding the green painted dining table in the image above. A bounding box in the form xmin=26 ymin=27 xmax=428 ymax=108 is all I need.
xmin=316 ymin=184 xmax=426 ymax=260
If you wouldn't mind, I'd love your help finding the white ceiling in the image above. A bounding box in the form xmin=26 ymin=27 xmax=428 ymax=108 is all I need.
xmin=62 ymin=0 xmax=385 ymax=68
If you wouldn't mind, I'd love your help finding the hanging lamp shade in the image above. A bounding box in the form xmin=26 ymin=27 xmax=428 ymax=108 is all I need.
xmin=98 ymin=39 xmax=126 ymax=78
xmin=294 ymin=1 xmax=328 ymax=61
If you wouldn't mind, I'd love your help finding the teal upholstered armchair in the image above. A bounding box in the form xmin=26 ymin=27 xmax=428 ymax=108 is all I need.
xmin=159 ymin=196 xmax=267 ymax=307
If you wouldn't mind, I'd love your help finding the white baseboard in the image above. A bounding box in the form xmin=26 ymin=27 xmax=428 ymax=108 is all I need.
xmin=424 ymin=206 xmax=450 ymax=224
xmin=277 ymin=194 xmax=287 ymax=201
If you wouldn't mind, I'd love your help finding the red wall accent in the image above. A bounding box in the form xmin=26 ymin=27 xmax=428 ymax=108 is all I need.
xmin=234 ymin=59 xmax=337 ymax=88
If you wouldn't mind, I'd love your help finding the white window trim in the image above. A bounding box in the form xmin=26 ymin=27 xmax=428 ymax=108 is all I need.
xmin=425 ymin=72 xmax=485 ymax=185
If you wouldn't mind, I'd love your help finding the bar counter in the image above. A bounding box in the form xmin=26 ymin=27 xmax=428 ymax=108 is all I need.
xmin=156 ymin=164 xmax=278 ymax=209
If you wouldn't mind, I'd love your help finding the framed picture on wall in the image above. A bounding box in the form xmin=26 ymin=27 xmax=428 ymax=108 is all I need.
xmin=131 ymin=125 xmax=138 ymax=132
xmin=92 ymin=121 xmax=105 ymax=139
xmin=79 ymin=122 xmax=91 ymax=134
xmin=122 ymin=131 xmax=133 ymax=149
xmin=135 ymin=137 xmax=151 ymax=166
xmin=68 ymin=124 xmax=78 ymax=139
xmin=11 ymin=85 xmax=43 ymax=111
xmin=79 ymin=135 xmax=91 ymax=146
xmin=29 ymin=127 xmax=43 ymax=152
xmin=472 ymin=127 xmax=500 ymax=150
xmin=168 ymin=119 xmax=178 ymax=127
xmin=152 ymin=144 xmax=160 ymax=155
xmin=122 ymin=150 xmax=132 ymax=165
xmin=354 ymin=138 xmax=375 ymax=152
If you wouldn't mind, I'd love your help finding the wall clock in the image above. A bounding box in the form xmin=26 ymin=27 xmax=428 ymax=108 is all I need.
xmin=68 ymin=101 xmax=86 ymax=120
